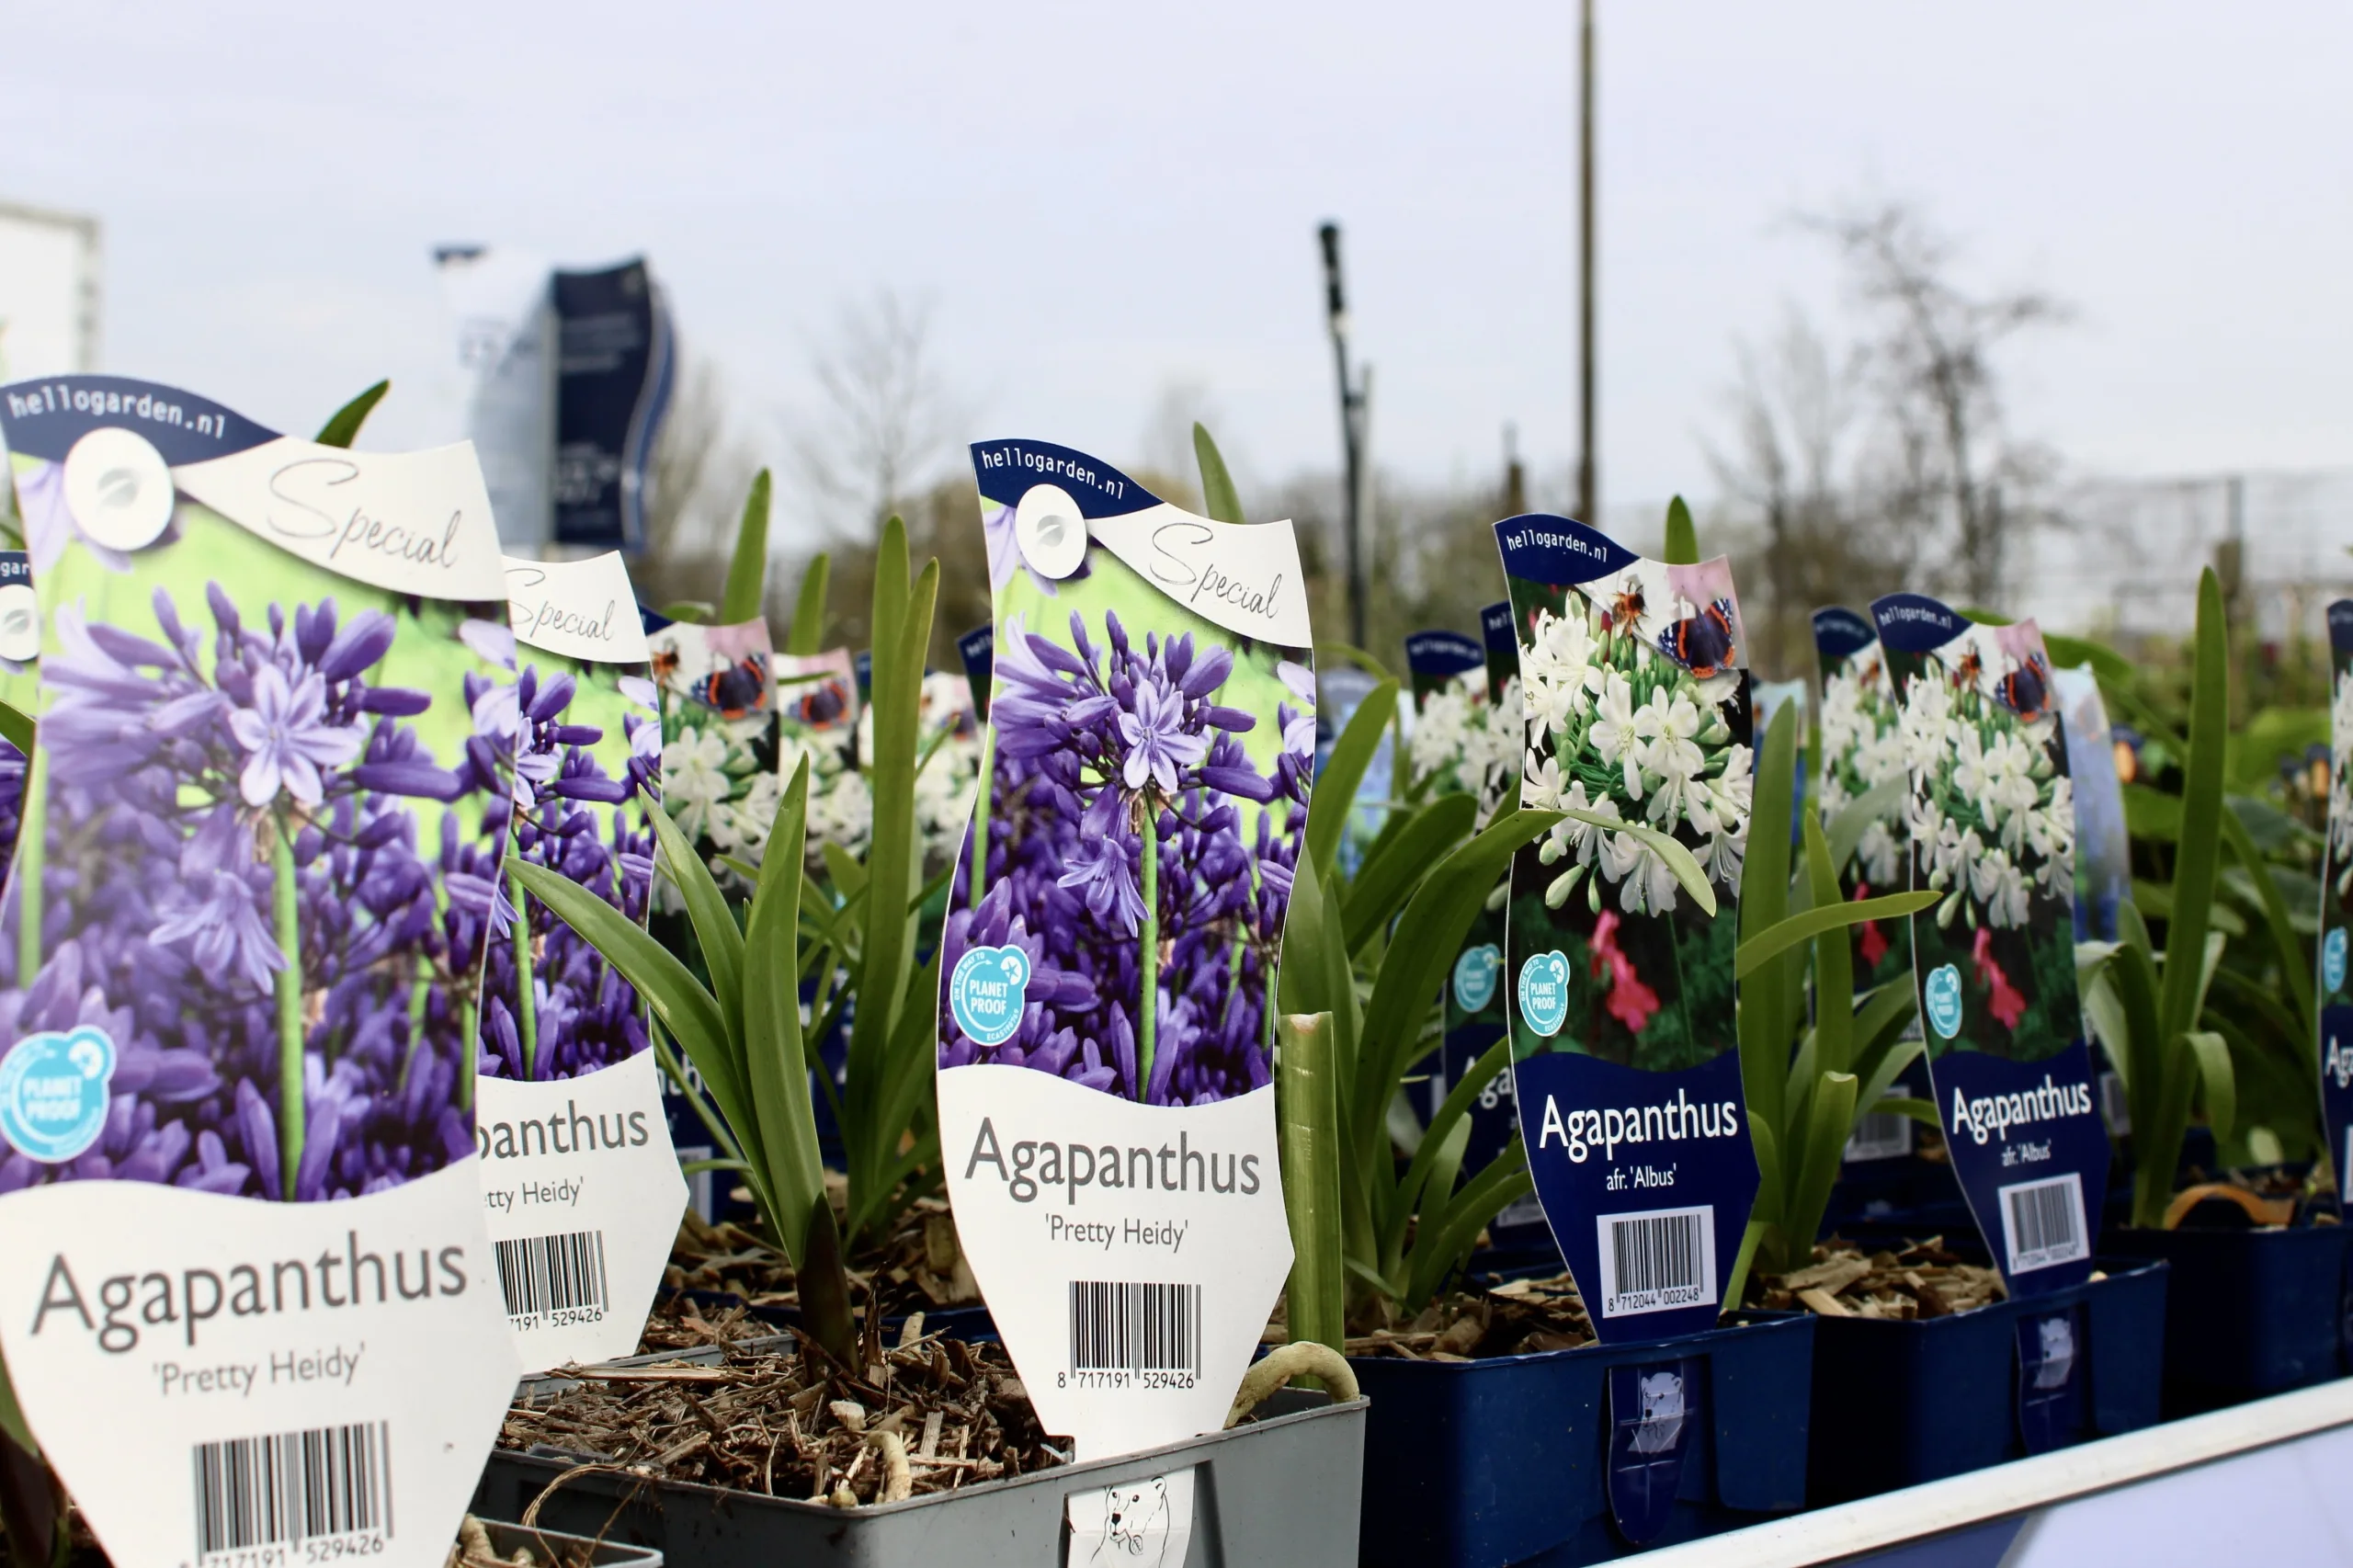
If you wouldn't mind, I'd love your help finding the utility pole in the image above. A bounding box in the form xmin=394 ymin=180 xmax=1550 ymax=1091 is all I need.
xmin=1319 ymin=221 xmax=1369 ymax=648
xmin=1576 ymin=0 xmax=1597 ymax=526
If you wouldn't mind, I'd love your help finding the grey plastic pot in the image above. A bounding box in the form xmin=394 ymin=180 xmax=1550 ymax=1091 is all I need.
xmin=476 ymin=1518 xmax=665 ymax=1568
xmin=472 ymin=1390 xmax=1365 ymax=1568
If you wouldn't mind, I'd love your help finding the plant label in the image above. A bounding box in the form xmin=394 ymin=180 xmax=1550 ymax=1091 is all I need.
xmin=1492 ymin=517 xmax=1761 ymax=1342
xmin=2317 ymin=599 xmax=2353 ymax=1199
xmin=0 ymin=376 xmax=520 ymax=1568
xmin=476 ymin=551 xmax=684 ymax=1372
xmin=941 ymin=440 xmax=1309 ymax=1460
xmin=1407 ymin=620 xmax=1527 ymax=1212
xmin=1813 ymin=608 xmax=1935 ymax=1168
xmin=1872 ymin=593 xmax=2109 ymax=1296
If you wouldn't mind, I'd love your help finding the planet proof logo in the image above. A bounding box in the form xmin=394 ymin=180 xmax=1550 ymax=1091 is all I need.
xmin=950 ymin=944 xmax=1033 ymax=1048
xmin=1924 ymin=963 xmax=1964 ymax=1040
xmin=1518 ymin=950 xmax=1571 ymax=1038
xmin=0 ymin=1027 xmax=119 ymax=1163
xmin=1453 ymin=943 xmax=1501 ymax=1013
xmin=2325 ymin=927 xmax=2347 ymax=994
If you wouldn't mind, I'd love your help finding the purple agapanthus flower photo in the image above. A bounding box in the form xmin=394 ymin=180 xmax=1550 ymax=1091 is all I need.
xmin=939 ymin=597 xmax=1313 ymax=1108
xmin=0 ymin=579 xmax=515 ymax=1203
xmin=474 ymin=659 xmax=661 ymax=1083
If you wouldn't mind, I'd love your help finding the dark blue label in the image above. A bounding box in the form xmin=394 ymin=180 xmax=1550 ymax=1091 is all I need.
xmin=551 ymin=260 xmax=671 ymax=551
xmin=0 ymin=376 xmax=277 ymax=463
xmin=1870 ymin=591 xmax=1965 ymax=652
xmin=2329 ymin=598 xmax=2353 ymax=653
xmin=1928 ymin=1044 xmax=2109 ymax=1296
xmin=2322 ymin=1006 xmax=2353 ymax=1204
xmin=1490 ymin=513 xmax=1641 ymax=586
xmin=1811 ymin=605 xmax=1876 ymax=660
xmin=958 ymin=623 xmax=994 ymax=719
xmin=0 ymin=552 xmax=27 ymax=588
xmin=1515 ymin=1051 xmax=1759 ymax=1342
xmin=1405 ymin=630 xmax=1483 ymax=677
xmin=970 ymin=438 xmax=1159 ymax=516
xmin=1480 ymin=600 xmax=1517 ymax=703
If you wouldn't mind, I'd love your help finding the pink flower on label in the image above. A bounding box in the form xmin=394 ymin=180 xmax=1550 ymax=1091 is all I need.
xmin=1588 ymin=909 xmax=1662 ymax=1034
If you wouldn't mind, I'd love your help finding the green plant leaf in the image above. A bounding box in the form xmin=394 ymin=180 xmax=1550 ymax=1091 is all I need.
xmin=740 ymin=761 xmax=825 ymax=1270
xmin=2219 ymin=807 xmax=2316 ymax=1036
xmin=644 ymin=793 xmax=745 ymax=1052
xmin=313 ymin=381 xmax=389 ymax=448
xmin=658 ymin=600 xmax=716 ymax=625
xmin=1403 ymin=1142 xmax=1534 ymax=1306
xmin=1194 ymin=424 xmax=1245 ymax=524
xmin=506 ymin=857 xmax=749 ymax=1176
xmin=2159 ymin=573 xmax=2230 ymax=1055
xmin=1823 ymin=778 xmax=1907 ymax=878
xmin=721 ymin=470 xmax=773 ymax=625
xmin=1348 ymin=810 xmax=1560 ymax=1167
xmin=1875 ymin=1096 xmax=1942 ymax=1128
xmin=1553 ymin=807 xmax=1717 ymax=915
xmin=1341 ymin=793 xmax=1477 ymax=952
xmin=1780 ymin=1072 xmax=1858 ymax=1281
xmin=0 ymin=701 xmax=31 ymax=760
xmin=1739 ymin=700 xmax=1799 ymax=1139
xmin=1313 ymin=642 xmax=1397 ymax=682
xmin=1735 ymin=891 xmax=1940 ymax=978
xmin=1382 ymin=1033 xmax=1511 ymax=1264
xmin=2041 ymin=633 xmax=2134 ymax=687
xmin=1722 ymin=1218 xmax=1770 ymax=1313
xmin=1307 ymin=678 xmax=1397 ymax=878
xmin=1661 ymin=495 xmax=1699 ymax=564
xmin=1278 ymin=1012 xmax=1347 ymax=1356
xmin=787 ymin=552 xmax=831 ymax=656
xmin=1801 ymin=814 xmax=1855 ymax=1077
xmin=1852 ymin=1039 xmax=1925 ymax=1126
xmin=2184 ymin=1029 xmax=2235 ymax=1142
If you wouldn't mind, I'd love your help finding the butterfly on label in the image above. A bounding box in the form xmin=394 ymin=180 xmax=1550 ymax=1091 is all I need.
xmin=650 ymin=644 xmax=681 ymax=686
xmin=1656 ymin=597 xmax=1738 ymax=678
xmin=792 ymin=680 xmax=847 ymax=728
xmin=1995 ymin=651 xmax=2051 ymax=722
xmin=1951 ymin=648 xmax=1984 ymax=690
xmin=699 ymin=654 xmax=770 ymax=720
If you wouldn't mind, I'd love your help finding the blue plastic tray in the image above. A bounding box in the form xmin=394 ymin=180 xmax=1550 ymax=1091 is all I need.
xmin=1805 ymin=1256 xmax=2168 ymax=1506
xmin=1351 ymin=1312 xmax=1814 ymax=1566
xmin=2099 ymin=1222 xmax=2350 ymax=1413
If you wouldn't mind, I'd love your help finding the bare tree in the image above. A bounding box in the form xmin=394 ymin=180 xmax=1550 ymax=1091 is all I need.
xmin=790 ymin=290 xmax=960 ymax=541
xmin=1704 ymin=305 xmax=1916 ymax=667
xmin=638 ymin=353 xmax=765 ymax=616
xmin=1812 ymin=200 xmax=2069 ymax=608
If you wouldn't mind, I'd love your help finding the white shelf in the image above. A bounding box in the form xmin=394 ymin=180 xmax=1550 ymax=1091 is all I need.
xmin=1636 ymin=1378 xmax=2353 ymax=1566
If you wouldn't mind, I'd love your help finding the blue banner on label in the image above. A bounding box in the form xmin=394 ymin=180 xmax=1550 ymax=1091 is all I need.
xmin=2319 ymin=601 xmax=2353 ymax=1199
xmin=1495 ymin=517 xmax=1759 ymax=1342
xmin=1518 ymin=1051 xmax=1756 ymax=1341
xmin=1870 ymin=593 xmax=2107 ymax=1295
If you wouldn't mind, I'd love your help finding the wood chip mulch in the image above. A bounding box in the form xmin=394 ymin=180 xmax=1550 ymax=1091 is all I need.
xmin=1756 ymin=1237 xmax=2009 ymax=1320
xmin=500 ymin=1314 xmax=1065 ymax=1507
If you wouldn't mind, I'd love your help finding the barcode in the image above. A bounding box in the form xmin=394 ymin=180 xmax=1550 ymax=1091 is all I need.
xmin=192 ymin=1422 xmax=392 ymax=1556
xmin=494 ymin=1229 xmax=609 ymax=1320
xmin=2000 ymin=1173 xmax=2088 ymax=1273
xmin=1068 ymin=1281 xmax=1201 ymax=1373
xmin=1844 ymin=1105 xmax=1914 ymax=1163
xmin=1594 ymin=1205 xmax=1716 ymax=1318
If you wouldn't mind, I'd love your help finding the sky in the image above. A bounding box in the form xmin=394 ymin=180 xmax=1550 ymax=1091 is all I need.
xmin=4 ymin=1 xmax=2349 ymax=550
